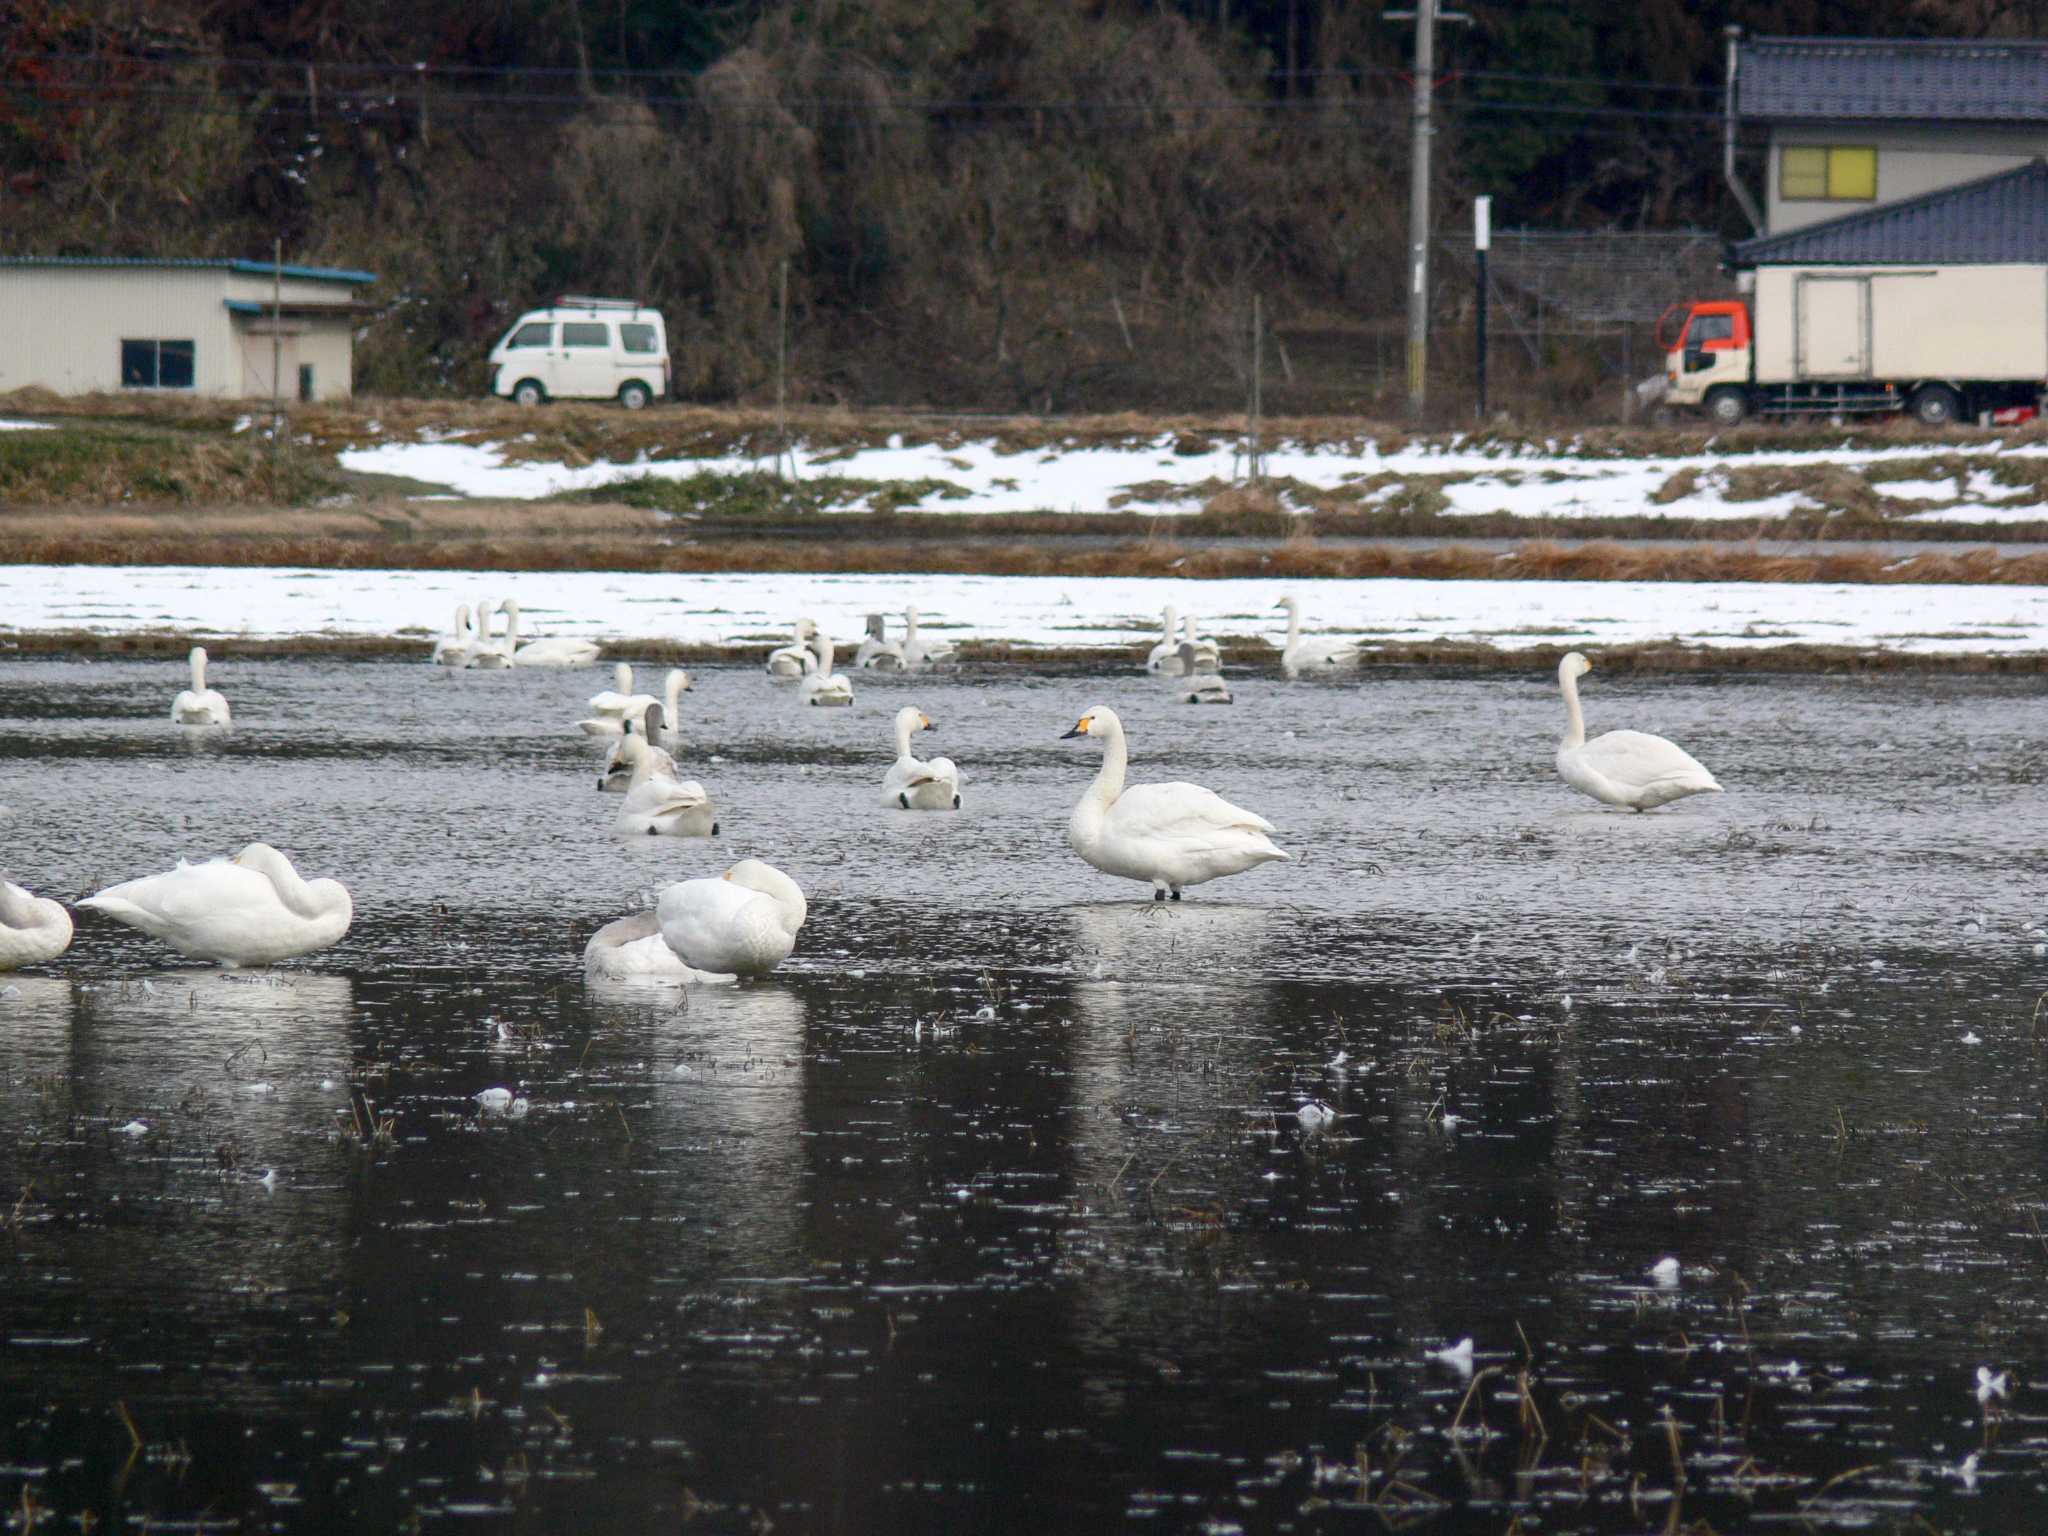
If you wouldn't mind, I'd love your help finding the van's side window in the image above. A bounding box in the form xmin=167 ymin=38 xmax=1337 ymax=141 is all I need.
xmin=562 ymin=323 xmax=610 ymax=348
xmin=619 ymin=323 xmax=657 ymax=354
xmin=508 ymin=323 xmax=553 ymax=348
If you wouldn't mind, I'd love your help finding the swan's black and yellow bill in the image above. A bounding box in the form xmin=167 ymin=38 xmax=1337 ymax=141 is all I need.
xmin=1060 ymin=716 xmax=1090 ymax=739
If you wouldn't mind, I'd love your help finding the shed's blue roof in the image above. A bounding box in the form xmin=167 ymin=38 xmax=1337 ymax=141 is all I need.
xmin=1731 ymin=158 xmax=2048 ymax=265
xmin=1738 ymin=35 xmax=2048 ymax=123
xmin=0 ymin=256 xmax=375 ymax=285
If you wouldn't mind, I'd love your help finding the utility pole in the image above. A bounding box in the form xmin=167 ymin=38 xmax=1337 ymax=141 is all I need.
xmin=1386 ymin=0 xmax=1468 ymax=419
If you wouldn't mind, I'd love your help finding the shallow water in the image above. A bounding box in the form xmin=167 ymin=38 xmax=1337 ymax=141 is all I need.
xmin=2 ymin=656 xmax=2045 ymax=1534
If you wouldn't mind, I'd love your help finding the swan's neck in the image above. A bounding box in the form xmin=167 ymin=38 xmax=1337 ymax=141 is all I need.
xmin=1559 ymin=668 xmax=1587 ymax=751
xmin=894 ymin=713 xmax=915 ymax=759
xmin=500 ymin=603 xmax=518 ymax=649
xmin=0 ymin=883 xmax=33 ymax=926
xmin=905 ymin=610 xmax=920 ymax=644
xmin=248 ymin=853 xmax=331 ymax=919
xmin=190 ymin=653 xmax=206 ymax=690
xmin=1285 ymin=604 xmax=1301 ymax=649
xmin=1161 ymin=606 xmax=1177 ymax=643
xmin=818 ymin=637 xmax=835 ymax=678
xmin=1089 ymin=722 xmax=1128 ymax=805
xmin=665 ymin=675 xmax=684 ymax=730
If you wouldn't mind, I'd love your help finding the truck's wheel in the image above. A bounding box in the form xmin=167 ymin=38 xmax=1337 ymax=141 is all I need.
xmin=1704 ymin=386 xmax=1749 ymax=426
xmin=1909 ymin=384 xmax=1962 ymax=427
xmin=512 ymin=378 xmax=546 ymax=407
xmin=617 ymin=380 xmax=651 ymax=411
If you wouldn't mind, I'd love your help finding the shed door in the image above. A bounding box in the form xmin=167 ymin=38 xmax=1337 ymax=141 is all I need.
xmin=1795 ymin=275 xmax=1869 ymax=378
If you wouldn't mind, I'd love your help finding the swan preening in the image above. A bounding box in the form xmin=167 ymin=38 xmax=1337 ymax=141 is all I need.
xmin=1275 ymin=595 xmax=1362 ymax=678
xmin=171 ymin=647 xmax=231 ymax=726
xmin=1061 ymin=705 xmax=1288 ymax=900
xmin=586 ymin=861 xmax=806 ymax=982
xmin=1554 ymin=652 xmax=1723 ymax=811
xmin=580 ymin=665 xmax=688 ymax=737
xmin=856 ymin=613 xmax=905 ymax=671
xmin=883 ymin=706 xmax=962 ymax=810
xmin=611 ymin=706 xmax=717 ymax=836
xmin=0 ymin=881 xmax=72 ymax=969
xmin=583 ymin=909 xmax=736 ymax=983
xmin=81 ymin=843 xmax=352 ymax=966
xmin=799 ymin=633 xmax=854 ymax=706
xmin=766 ymin=619 xmax=819 ymax=678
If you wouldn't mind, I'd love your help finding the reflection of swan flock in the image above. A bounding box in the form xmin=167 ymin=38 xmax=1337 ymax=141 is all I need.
xmin=1 ymin=592 xmax=1721 ymax=977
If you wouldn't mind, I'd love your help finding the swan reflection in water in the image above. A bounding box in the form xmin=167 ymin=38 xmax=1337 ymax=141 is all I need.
xmin=1063 ymin=900 xmax=1279 ymax=984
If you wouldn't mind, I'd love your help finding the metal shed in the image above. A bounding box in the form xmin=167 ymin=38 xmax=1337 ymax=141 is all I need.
xmin=0 ymin=257 xmax=377 ymax=401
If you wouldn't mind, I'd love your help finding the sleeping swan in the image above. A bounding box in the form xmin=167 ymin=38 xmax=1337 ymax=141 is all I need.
xmin=1554 ymin=651 xmax=1723 ymax=811
xmin=0 ymin=880 xmax=72 ymax=969
xmin=1061 ymin=705 xmax=1288 ymax=900
xmin=171 ymin=647 xmax=231 ymax=726
xmin=882 ymin=706 xmax=961 ymax=810
xmin=655 ymin=859 xmax=806 ymax=976
xmin=81 ymin=843 xmax=352 ymax=966
xmin=583 ymin=910 xmax=739 ymax=984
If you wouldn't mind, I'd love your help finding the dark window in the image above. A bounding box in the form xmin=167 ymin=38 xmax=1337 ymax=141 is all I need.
xmin=561 ymin=322 xmax=609 ymax=348
xmin=619 ymin=322 xmax=658 ymax=354
xmin=120 ymin=339 xmax=196 ymax=389
xmin=1687 ymin=314 xmax=1734 ymax=346
xmin=508 ymin=322 xmax=553 ymax=348
xmin=298 ymin=363 xmax=316 ymax=402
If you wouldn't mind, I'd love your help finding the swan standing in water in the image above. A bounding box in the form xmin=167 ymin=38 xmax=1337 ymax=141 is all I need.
xmin=799 ymin=633 xmax=854 ymax=706
xmin=766 ymin=619 xmax=820 ymax=679
xmin=900 ymin=605 xmax=954 ymax=669
xmin=583 ymin=909 xmax=740 ymax=983
xmin=501 ymin=598 xmax=601 ymax=667
xmin=1554 ymin=652 xmax=1723 ymax=811
xmin=0 ymin=881 xmax=72 ymax=969
xmin=81 ymin=843 xmax=352 ymax=966
xmin=1172 ymin=644 xmax=1232 ymax=704
xmin=611 ymin=708 xmax=718 ymax=836
xmin=855 ymin=613 xmax=905 ymax=670
xmin=656 ymin=859 xmax=807 ymax=975
xmin=1274 ymin=595 xmax=1362 ymax=678
xmin=170 ymin=647 xmax=231 ymax=726
xmin=882 ymin=707 xmax=961 ymax=810
xmin=1061 ymin=705 xmax=1288 ymax=900
xmin=430 ymin=603 xmax=476 ymax=667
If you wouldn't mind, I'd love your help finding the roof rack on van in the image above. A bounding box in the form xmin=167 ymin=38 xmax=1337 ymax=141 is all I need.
xmin=554 ymin=295 xmax=643 ymax=311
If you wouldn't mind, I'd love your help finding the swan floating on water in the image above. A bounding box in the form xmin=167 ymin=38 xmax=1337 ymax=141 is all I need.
xmin=900 ymin=605 xmax=954 ymax=669
xmin=170 ymin=647 xmax=231 ymax=726
xmin=430 ymin=604 xmax=476 ymax=667
xmin=598 ymin=712 xmax=679 ymax=791
xmin=1554 ymin=652 xmax=1723 ymax=811
xmin=766 ymin=619 xmax=819 ymax=679
xmin=855 ymin=613 xmax=905 ymax=670
xmin=611 ymin=707 xmax=717 ymax=836
xmin=81 ymin=843 xmax=352 ymax=966
xmin=580 ymin=664 xmax=687 ymax=737
xmin=1173 ymin=644 xmax=1232 ymax=704
xmin=882 ymin=706 xmax=961 ymax=810
xmin=655 ymin=859 xmax=807 ymax=976
xmin=1274 ymin=595 xmax=1361 ymax=678
xmin=1179 ymin=612 xmax=1222 ymax=674
xmin=799 ymin=633 xmax=854 ymax=706
xmin=0 ymin=881 xmax=72 ymax=969
xmin=1061 ymin=705 xmax=1288 ymax=900
xmin=467 ymin=597 xmax=511 ymax=668
xmin=1145 ymin=605 xmax=1185 ymax=673
xmin=583 ymin=909 xmax=738 ymax=983
xmin=501 ymin=598 xmax=600 ymax=667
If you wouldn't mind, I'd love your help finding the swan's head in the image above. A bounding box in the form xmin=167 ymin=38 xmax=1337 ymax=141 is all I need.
xmin=1274 ymin=595 xmax=1299 ymax=614
xmin=723 ymin=859 xmax=807 ymax=929
xmin=895 ymin=705 xmax=932 ymax=735
xmin=498 ymin=597 xmax=519 ymax=618
xmin=190 ymin=645 xmax=208 ymax=670
xmin=1060 ymin=705 xmax=1120 ymax=741
xmin=230 ymin=842 xmax=287 ymax=873
xmin=797 ymin=617 xmax=818 ymax=637
xmin=666 ymin=668 xmax=692 ymax=696
xmin=639 ymin=703 xmax=665 ymax=740
xmin=1559 ymin=651 xmax=1592 ymax=683
xmin=865 ymin=613 xmax=887 ymax=638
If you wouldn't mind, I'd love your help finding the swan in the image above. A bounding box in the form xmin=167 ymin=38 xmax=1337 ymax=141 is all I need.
xmin=1179 ymin=612 xmax=1222 ymax=674
xmin=612 ymin=710 xmax=718 ymax=836
xmin=798 ymin=633 xmax=854 ymax=706
xmin=1554 ymin=652 xmax=1723 ymax=811
xmin=1274 ymin=595 xmax=1362 ymax=678
xmin=651 ymin=670 xmax=693 ymax=750
xmin=900 ymin=605 xmax=954 ymax=669
xmin=1173 ymin=645 xmax=1232 ymax=704
xmin=882 ymin=706 xmax=962 ymax=810
xmin=578 ymin=662 xmax=669 ymax=736
xmin=655 ymin=859 xmax=806 ymax=975
xmin=0 ymin=880 xmax=72 ymax=969
xmin=583 ymin=910 xmax=738 ymax=984
xmin=502 ymin=598 xmax=601 ymax=667
xmin=81 ymin=843 xmax=352 ymax=966
xmin=855 ymin=613 xmax=905 ymax=670
xmin=1061 ymin=705 xmax=1288 ymax=900
xmin=467 ymin=597 xmax=511 ymax=668
xmin=766 ymin=619 xmax=820 ymax=679
xmin=1145 ymin=605 xmax=1184 ymax=673
xmin=598 ymin=713 xmax=679 ymax=791
xmin=430 ymin=603 xmax=475 ymax=667
xmin=170 ymin=646 xmax=231 ymax=726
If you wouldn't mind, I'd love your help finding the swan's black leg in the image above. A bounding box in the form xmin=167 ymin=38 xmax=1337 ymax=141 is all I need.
xmin=1152 ymin=889 xmax=1166 ymax=902
xmin=711 ymin=822 xmax=720 ymax=835
xmin=898 ymin=792 xmax=910 ymax=809
xmin=1170 ymin=889 xmax=1182 ymax=902
xmin=952 ymin=794 xmax=961 ymax=809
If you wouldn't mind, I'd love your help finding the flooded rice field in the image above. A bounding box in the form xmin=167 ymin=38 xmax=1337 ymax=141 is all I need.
xmin=1 ymin=654 xmax=2045 ymax=1534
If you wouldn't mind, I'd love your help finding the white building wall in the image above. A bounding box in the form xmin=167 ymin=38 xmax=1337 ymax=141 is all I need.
xmin=1766 ymin=125 xmax=2048 ymax=233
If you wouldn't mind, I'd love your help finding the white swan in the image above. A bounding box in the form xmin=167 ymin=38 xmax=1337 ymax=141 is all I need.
xmin=1179 ymin=612 xmax=1222 ymax=674
xmin=583 ymin=910 xmax=738 ymax=984
xmin=766 ymin=619 xmax=820 ymax=679
xmin=81 ymin=843 xmax=352 ymax=966
xmin=598 ymin=714 xmax=679 ymax=791
xmin=467 ymin=597 xmax=512 ymax=668
xmin=882 ymin=706 xmax=962 ymax=810
xmin=651 ymin=670 xmax=692 ymax=750
xmin=655 ymin=859 xmax=806 ymax=976
xmin=1062 ymin=705 xmax=1287 ymax=900
xmin=170 ymin=646 xmax=231 ymax=726
xmin=0 ymin=880 xmax=72 ymax=969
xmin=578 ymin=662 xmax=666 ymax=736
xmin=900 ymin=605 xmax=954 ymax=669
xmin=1145 ymin=604 xmax=1184 ymax=673
xmin=502 ymin=598 xmax=601 ymax=667
xmin=799 ymin=633 xmax=854 ymax=706
xmin=1555 ymin=652 xmax=1723 ymax=811
xmin=612 ymin=712 xmax=718 ymax=837
xmin=855 ymin=613 xmax=905 ymax=670
xmin=430 ymin=603 xmax=475 ymax=667
xmin=1274 ymin=594 xmax=1361 ymax=678
xmin=1173 ymin=645 xmax=1232 ymax=704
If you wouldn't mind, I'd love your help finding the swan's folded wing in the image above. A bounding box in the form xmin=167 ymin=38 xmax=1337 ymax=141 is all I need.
xmin=1580 ymin=729 xmax=1720 ymax=791
xmin=1114 ymin=782 xmax=1280 ymax=841
xmin=625 ymin=776 xmax=710 ymax=819
xmin=85 ymin=862 xmax=268 ymax=924
xmin=656 ymin=878 xmax=756 ymax=967
xmin=922 ymin=755 xmax=961 ymax=788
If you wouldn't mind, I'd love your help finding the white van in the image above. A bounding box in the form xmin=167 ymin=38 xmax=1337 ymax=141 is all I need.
xmin=487 ymin=297 xmax=669 ymax=408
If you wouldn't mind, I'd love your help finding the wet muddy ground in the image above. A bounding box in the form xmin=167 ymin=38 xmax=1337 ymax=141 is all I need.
xmin=1 ymin=655 xmax=2045 ymax=1533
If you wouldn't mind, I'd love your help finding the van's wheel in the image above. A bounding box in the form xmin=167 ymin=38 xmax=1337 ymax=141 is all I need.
xmin=1909 ymin=384 xmax=1962 ymax=427
xmin=511 ymin=379 xmax=546 ymax=407
xmin=1704 ymin=386 xmax=1749 ymax=426
xmin=617 ymin=380 xmax=651 ymax=411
